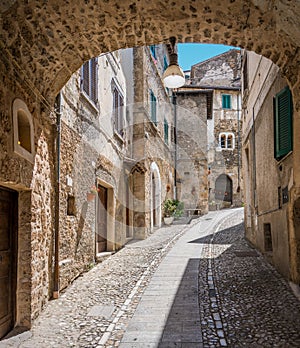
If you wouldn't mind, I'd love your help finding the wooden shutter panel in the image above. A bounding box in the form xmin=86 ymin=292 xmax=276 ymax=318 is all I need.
xmin=90 ymin=58 xmax=97 ymax=103
xmin=82 ymin=61 xmax=90 ymax=96
xmin=150 ymin=91 xmax=157 ymax=124
xmin=274 ymin=87 xmax=293 ymax=159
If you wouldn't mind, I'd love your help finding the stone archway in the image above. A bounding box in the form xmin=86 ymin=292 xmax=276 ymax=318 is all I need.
xmin=0 ymin=1 xmax=299 ymax=102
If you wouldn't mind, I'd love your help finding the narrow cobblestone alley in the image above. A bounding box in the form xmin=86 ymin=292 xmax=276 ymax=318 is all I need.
xmin=1 ymin=208 xmax=300 ymax=348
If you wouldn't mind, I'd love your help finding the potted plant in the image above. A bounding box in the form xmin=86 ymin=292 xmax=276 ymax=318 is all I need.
xmin=163 ymin=199 xmax=184 ymax=225
xmin=87 ymin=186 xmax=99 ymax=202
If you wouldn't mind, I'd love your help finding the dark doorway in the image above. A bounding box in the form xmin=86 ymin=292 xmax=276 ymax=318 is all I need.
xmin=97 ymin=185 xmax=108 ymax=253
xmin=152 ymin=173 xmax=156 ymax=226
xmin=215 ymin=174 xmax=233 ymax=204
xmin=0 ymin=187 xmax=17 ymax=339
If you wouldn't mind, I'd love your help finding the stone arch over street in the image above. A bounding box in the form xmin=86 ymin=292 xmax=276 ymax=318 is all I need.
xmin=1 ymin=1 xmax=299 ymax=102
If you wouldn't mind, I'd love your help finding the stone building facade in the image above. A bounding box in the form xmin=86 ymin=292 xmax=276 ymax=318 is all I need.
xmin=179 ymin=49 xmax=243 ymax=210
xmin=0 ymin=42 xmax=178 ymax=338
xmin=242 ymin=51 xmax=294 ymax=280
xmin=175 ymin=90 xmax=209 ymax=214
xmin=123 ymin=45 xmax=175 ymax=237
xmin=58 ymin=50 xmax=132 ymax=290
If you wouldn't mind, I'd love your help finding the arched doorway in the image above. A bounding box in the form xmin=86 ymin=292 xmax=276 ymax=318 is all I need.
xmin=215 ymin=174 xmax=233 ymax=205
xmin=150 ymin=162 xmax=162 ymax=230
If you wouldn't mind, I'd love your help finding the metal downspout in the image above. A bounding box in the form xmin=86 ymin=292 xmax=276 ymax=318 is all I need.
xmin=53 ymin=92 xmax=61 ymax=299
xmin=237 ymin=91 xmax=241 ymax=193
xmin=173 ymin=90 xmax=177 ymax=200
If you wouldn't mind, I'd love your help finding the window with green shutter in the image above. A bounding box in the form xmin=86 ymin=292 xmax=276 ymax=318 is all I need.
xmin=222 ymin=94 xmax=231 ymax=109
xmin=164 ymin=118 xmax=169 ymax=144
xmin=274 ymin=87 xmax=293 ymax=160
xmin=150 ymin=90 xmax=157 ymax=125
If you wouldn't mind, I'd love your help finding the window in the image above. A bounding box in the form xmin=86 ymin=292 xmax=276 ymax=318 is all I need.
xmin=81 ymin=57 xmax=98 ymax=105
xmin=274 ymin=86 xmax=293 ymax=160
xmin=13 ymin=98 xmax=35 ymax=162
xmin=150 ymin=45 xmax=156 ymax=59
xmin=264 ymin=223 xmax=273 ymax=252
xmin=222 ymin=94 xmax=231 ymax=109
xmin=164 ymin=118 xmax=169 ymax=144
xmin=113 ymin=84 xmax=124 ymax=137
xmin=150 ymin=90 xmax=157 ymax=125
xmin=220 ymin=134 xmax=226 ymax=148
xmin=219 ymin=132 xmax=235 ymax=149
xmin=18 ymin=111 xmax=31 ymax=153
xmin=67 ymin=195 xmax=76 ymax=216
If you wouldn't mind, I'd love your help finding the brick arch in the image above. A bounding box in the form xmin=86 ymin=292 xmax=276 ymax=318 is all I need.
xmin=0 ymin=0 xmax=299 ymax=103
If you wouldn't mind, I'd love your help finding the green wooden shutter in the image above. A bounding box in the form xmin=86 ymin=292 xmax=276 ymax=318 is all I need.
xmin=222 ymin=94 xmax=231 ymax=109
xmin=150 ymin=91 xmax=157 ymax=125
xmin=274 ymin=87 xmax=293 ymax=159
xmin=164 ymin=118 xmax=169 ymax=144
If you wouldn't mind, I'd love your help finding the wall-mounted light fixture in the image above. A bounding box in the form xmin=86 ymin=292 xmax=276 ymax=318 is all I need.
xmin=162 ymin=37 xmax=185 ymax=89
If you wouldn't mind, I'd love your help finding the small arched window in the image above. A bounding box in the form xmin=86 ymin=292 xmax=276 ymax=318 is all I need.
xmin=220 ymin=134 xmax=226 ymax=148
xmin=219 ymin=132 xmax=235 ymax=150
xmin=17 ymin=110 xmax=31 ymax=153
xmin=13 ymin=99 xmax=35 ymax=162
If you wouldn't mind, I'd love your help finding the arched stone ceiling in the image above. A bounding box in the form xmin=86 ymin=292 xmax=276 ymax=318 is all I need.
xmin=0 ymin=0 xmax=299 ymax=104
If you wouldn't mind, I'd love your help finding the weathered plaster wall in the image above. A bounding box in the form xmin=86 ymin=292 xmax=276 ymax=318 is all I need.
xmin=242 ymin=51 xmax=292 ymax=279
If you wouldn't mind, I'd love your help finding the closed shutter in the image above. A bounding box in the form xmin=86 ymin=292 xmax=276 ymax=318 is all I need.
xmin=81 ymin=58 xmax=98 ymax=104
xmin=90 ymin=58 xmax=97 ymax=103
xmin=82 ymin=61 xmax=90 ymax=96
xmin=222 ymin=94 xmax=231 ymax=109
xmin=150 ymin=91 xmax=157 ymax=125
xmin=274 ymin=87 xmax=293 ymax=159
xmin=164 ymin=118 xmax=169 ymax=144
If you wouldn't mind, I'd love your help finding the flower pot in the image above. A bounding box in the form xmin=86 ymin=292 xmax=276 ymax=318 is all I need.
xmin=164 ymin=216 xmax=174 ymax=225
xmin=87 ymin=193 xmax=96 ymax=202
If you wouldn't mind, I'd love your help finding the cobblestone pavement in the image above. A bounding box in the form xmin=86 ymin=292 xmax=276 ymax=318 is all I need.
xmin=199 ymin=210 xmax=300 ymax=347
xmin=1 ymin=219 xmax=198 ymax=348
xmin=1 ymin=208 xmax=300 ymax=348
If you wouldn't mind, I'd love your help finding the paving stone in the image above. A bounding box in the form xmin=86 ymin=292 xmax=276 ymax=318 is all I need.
xmin=3 ymin=208 xmax=300 ymax=348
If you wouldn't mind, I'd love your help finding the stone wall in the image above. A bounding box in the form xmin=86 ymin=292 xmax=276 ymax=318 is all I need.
xmin=59 ymin=52 xmax=130 ymax=289
xmin=0 ymin=0 xmax=299 ymax=103
xmin=176 ymin=91 xmax=208 ymax=213
xmin=0 ymin=76 xmax=55 ymax=326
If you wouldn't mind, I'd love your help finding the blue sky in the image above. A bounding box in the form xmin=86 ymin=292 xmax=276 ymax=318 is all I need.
xmin=178 ymin=43 xmax=236 ymax=71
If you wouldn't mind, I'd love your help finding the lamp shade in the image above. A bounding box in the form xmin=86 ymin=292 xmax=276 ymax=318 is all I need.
xmin=162 ymin=52 xmax=185 ymax=89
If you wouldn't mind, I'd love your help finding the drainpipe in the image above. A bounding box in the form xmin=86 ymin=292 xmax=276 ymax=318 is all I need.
xmin=172 ymin=90 xmax=177 ymax=200
xmin=53 ymin=92 xmax=61 ymax=299
xmin=252 ymin=107 xmax=257 ymax=211
xmin=237 ymin=91 xmax=241 ymax=194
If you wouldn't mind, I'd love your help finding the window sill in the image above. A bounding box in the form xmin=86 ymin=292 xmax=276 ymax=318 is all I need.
xmin=275 ymin=151 xmax=293 ymax=164
xmin=113 ymin=130 xmax=125 ymax=144
xmin=80 ymin=91 xmax=99 ymax=113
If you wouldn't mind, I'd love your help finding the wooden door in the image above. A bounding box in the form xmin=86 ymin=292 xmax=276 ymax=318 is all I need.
xmin=97 ymin=185 xmax=108 ymax=253
xmin=0 ymin=188 xmax=17 ymax=339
